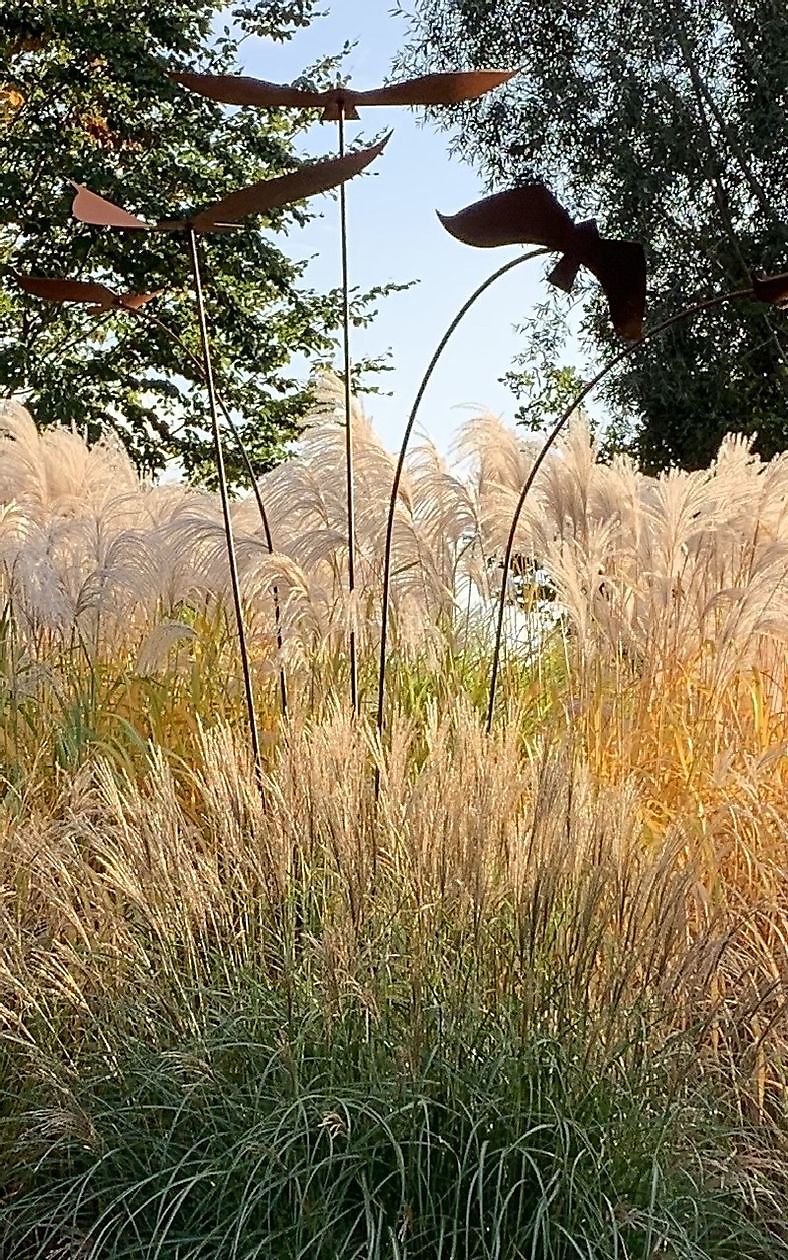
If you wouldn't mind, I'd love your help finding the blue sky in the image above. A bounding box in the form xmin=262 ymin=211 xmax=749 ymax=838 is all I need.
xmin=234 ymin=0 xmax=554 ymax=454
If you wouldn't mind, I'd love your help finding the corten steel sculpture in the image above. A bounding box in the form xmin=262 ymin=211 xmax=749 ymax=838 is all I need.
xmin=14 ymin=277 xmax=162 ymax=313
xmin=16 ymin=273 xmax=290 ymax=716
xmin=484 ymin=272 xmax=788 ymax=733
xmin=69 ymin=139 xmax=386 ymax=782
xmin=375 ymin=179 xmax=646 ymax=743
xmin=438 ymin=184 xmax=648 ymax=342
xmin=172 ymin=67 xmax=515 ymax=714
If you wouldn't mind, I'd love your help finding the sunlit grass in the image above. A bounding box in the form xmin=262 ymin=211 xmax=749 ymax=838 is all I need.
xmin=1 ymin=398 xmax=787 ymax=1254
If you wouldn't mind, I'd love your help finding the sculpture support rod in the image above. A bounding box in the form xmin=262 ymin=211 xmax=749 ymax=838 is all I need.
xmin=338 ymin=107 xmax=359 ymax=714
xmin=375 ymin=248 xmax=549 ymax=740
xmin=187 ymin=228 xmax=264 ymax=788
xmin=141 ymin=307 xmax=287 ymax=716
xmin=485 ymin=285 xmax=754 ymax=733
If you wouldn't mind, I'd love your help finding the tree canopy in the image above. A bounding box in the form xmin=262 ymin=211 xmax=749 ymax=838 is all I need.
xmin=400 ymin=0 xmax=788 ymax=471
xmin=0 ymin=0 xmax=390 ymax=481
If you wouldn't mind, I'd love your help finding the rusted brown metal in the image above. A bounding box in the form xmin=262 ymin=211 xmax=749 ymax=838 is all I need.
xmin=70 ymin=183 xmax=151 ymax=231
xmin=70 ymin=138 xmax=388 ymax=233
xmin=375 ymin=249 xmax=549 ymax=767
xmin=17 ymin=274 xmax=160 ymax=312
xmin=336 ymin=108 xmax=359 ymax=714
xmin=171 ymin=69 xmax=515 ymax=122
xmin=186 ymin=227 xmax=264 ymax=794
xmin=439 ymin=184 xmax=647 ymax=342
xmin=173 ymin=67 xmax=513 ymax=717
xmin=66 ymin=139 xmax=375 ymax=733
xmin=172 ymin=64 xmax=513 ymax=720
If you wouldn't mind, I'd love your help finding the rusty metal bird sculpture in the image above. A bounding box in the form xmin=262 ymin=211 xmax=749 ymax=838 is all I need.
xmin=484 ymin=269 xmax=788 ymax=734
xmin=16 ymin=274 xmax=160 ymax=314
xmin=438 ymin=184 xmax=647 ymax=342
xmin=68 ymin=138 xmax=387 ymax=785
xmin=70 ymin=137 xmax=388 ymax=233
xmin=169 ymin=69 xmax=516 ymax=121
xmin=752 ymin=272 xmax=788 ymax=307
xmin=171 ymin=66 xmax=514 ymax=714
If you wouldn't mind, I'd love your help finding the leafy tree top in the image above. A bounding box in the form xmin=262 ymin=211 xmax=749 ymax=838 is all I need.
xmin=0 ymin=0 xmax=392 ymax=481
xmin=399 ymin=0 xmax=788 ymax=470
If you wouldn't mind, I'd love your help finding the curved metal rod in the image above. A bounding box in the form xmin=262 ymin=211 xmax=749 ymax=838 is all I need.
xmin=138 ymin=307 xmax=288 ymax=715
xmin=375 ymin=247 xmax=550 ymax=739
xmin=485 ymin=284 xmax=754 ymax=733
xmin=337 ymin=105 xmax=359 ymax=714
xmin=187 ymin=228 xmax=264 ymax=793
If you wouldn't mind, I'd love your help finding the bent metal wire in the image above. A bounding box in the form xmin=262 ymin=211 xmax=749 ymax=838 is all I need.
xmin=16 ymin=272 xmax=290 ymax=718
xmin=171 ymin=67 xmax=515 ymax=715
xmin=66 ymin=140 xmax=387 ymax=785
xmin=484 ymin=273 xmax=788 ymax=733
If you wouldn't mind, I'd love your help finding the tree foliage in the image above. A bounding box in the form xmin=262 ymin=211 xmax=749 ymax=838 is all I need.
xmin=0 ymin=0 xmax=391 ymax=481
xmin=400 ymin=0 xmax=788 ymax=470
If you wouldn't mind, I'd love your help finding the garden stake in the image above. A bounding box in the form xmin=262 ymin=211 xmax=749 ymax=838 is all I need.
xmin=374 ymin=248 xmax=549 ymax=748
xmin=485 ymin=278 xmax=788 ymax=732
xmin=172 ymin=69 xmax=515 ymax=714
xmin=67 ymin=143 xmax=384 ymax=773
xmin=136 ymin=305 xmax=290 ymax=717
xmin=337 ymin=101 xmax=359 ymax=711
xmin=188 ymin=227 xmax=264 ymax=788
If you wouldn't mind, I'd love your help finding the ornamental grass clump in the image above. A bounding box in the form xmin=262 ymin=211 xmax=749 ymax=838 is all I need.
xmin=0 ymin=398 xmax=787 ymax=1252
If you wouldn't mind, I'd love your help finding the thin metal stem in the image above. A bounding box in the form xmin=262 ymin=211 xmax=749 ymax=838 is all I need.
xmin=187 ymin=228 xmax=264 ymax=791
xmin=485 ymin=285 xmax=754 ymax=733
xmin=338 ymin=107 xmax=359 ymax=714
xmin=140 ymin=307 xmax=288 ymax=715
xmin=375 ymin=248 xmax=550 ymax=741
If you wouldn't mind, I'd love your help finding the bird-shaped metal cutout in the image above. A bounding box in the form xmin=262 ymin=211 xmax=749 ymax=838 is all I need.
xmin=17 ymin=274 xmax=160 ymax=315
xmin=170 ymin=65 xmax=513 ymax=716
xmin=438 ymin=184 xmax=647 ymax=342
xmin=170 ymin=70 xmax=516 ymax=121
xmin=70 ymin=137 xmax=389 ymax=232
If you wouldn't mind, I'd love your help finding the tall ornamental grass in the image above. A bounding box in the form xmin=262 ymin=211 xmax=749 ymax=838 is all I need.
xmin=0 ymin=394 xmax=786 ymax=1255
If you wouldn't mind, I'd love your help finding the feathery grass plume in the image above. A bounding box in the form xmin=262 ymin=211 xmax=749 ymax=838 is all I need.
xmin=1 ymin=706 xmax=787 ymax=1250
xmin=1 ymin=390 xmax=788 ymax=1244
xmin=1 ymin=394 xmax=787 ymax=772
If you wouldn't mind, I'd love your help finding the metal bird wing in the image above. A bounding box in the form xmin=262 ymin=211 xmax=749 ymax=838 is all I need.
xmin=17 ymin=275 xmax=119 ymax=306
xmin=17 ymin=274 xmax=162 ymax=314
xmin=580 ymin=236 xmax=647 ymax=341
xmin=170 ymin=71 xmax=319 ymax=109
xmin=437 ymin=185 xmax=576 ymax=251
xmin=352 ymin=70 xmax=515 ymax=108
xmin=171 ymin=68 xmax=516 ymax=123
xmin=189 ymin=136 xmax=389 ymax=231
xmin=71 ymin=183 xmax=150 ymax=230
xmin=115 ymin=290 xmax=161 ymax=310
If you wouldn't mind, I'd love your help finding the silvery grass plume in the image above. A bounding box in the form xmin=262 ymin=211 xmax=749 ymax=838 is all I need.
xmin=456 ymin=410 xmax=788 ymax=698
xmin=1 ymin=394 xmax=788 ymax=705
